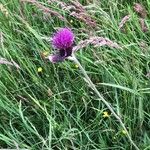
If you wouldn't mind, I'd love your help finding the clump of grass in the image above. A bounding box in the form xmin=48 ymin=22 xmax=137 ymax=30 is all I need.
xmin=0 ymin=0 xmax=150 ymax=150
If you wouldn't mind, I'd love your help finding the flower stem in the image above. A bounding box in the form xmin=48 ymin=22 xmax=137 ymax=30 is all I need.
xmin=71 ymin=54 xmax=139 ymax=150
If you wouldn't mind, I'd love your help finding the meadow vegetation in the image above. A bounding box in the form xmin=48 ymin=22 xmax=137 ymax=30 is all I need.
xmin=0 ymin=0 xmax=150 ymax=149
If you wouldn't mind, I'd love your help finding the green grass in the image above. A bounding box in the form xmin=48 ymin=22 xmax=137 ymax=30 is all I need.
xmin=0 ymin=0 xmax=150 ymax=149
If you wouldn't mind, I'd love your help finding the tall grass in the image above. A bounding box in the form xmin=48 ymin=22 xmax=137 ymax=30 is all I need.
xmin=0 ymin=0 xmax=150 ymax=149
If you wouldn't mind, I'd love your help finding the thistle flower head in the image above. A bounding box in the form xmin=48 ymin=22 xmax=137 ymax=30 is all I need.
xmin=49 ymin=28 xmax=75 ymax=63
xmin=52 ymin=28 xmax=74 ymax=50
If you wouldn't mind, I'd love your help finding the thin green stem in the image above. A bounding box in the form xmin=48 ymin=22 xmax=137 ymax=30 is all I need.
xmin=71 ymin=54 xmax=139 ymax=150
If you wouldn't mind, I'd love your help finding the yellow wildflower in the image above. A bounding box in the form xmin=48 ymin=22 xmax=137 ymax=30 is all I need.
xmin=75 ymin=64 xmax=79 ymax=68
xmin=43 ymin=51 xmax=49 ymax=56
xmin=38 ymin=67 xmax=43 ymax=73
xmin=41 ymin=51 xmax=49 ymax=59
xmin=122 ymin=130 xmax=127 ymax=135
xmin=70 ymin=20 xmax=73 ymax=23
xmin=102 ymin=111 xmax=110 ymax=118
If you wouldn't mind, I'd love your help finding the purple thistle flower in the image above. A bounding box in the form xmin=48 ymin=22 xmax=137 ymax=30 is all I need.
xmin=49 ymin=28 xmax=75 ymax=63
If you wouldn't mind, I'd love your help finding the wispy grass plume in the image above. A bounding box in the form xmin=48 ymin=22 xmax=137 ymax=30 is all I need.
xmin=21 ymin=0 xmax=67 ymax=21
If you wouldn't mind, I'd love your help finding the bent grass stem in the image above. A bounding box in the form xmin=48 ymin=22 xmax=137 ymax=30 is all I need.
xmin=71 ymin=54 xmax=139 ymax=150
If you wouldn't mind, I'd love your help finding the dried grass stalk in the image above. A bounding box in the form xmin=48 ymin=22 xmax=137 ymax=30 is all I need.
xmin=119 ymin=15 xmax=130 ymax=30
xmin=73 ymin=37 xmax=120 ymax=51
xmin=20 ymin=0 xmax=66 ymax=21
xmin=0 ymin=58 xmax=20 ymax=69
xmin=134 ymin=3 xmax=147 ymax=18
xmin=139 ymin=18 xmax=148 ymax=32
xmin=48 ymin=0 xmax=74 ymax=11
xmin=70 ymin=1 xmax=86 ymax=12
xmin=70 ymin=12 xmax=96 ymax=27
xmin=70 ymin=1 xmax=96 ymax=27
xmin=49 ymin=0 xmax=97 ymax=27
xmin=0 ymin=32 xmax=4 ymax=47
xmin=133 ymin=3 xmax=148 ymax=32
